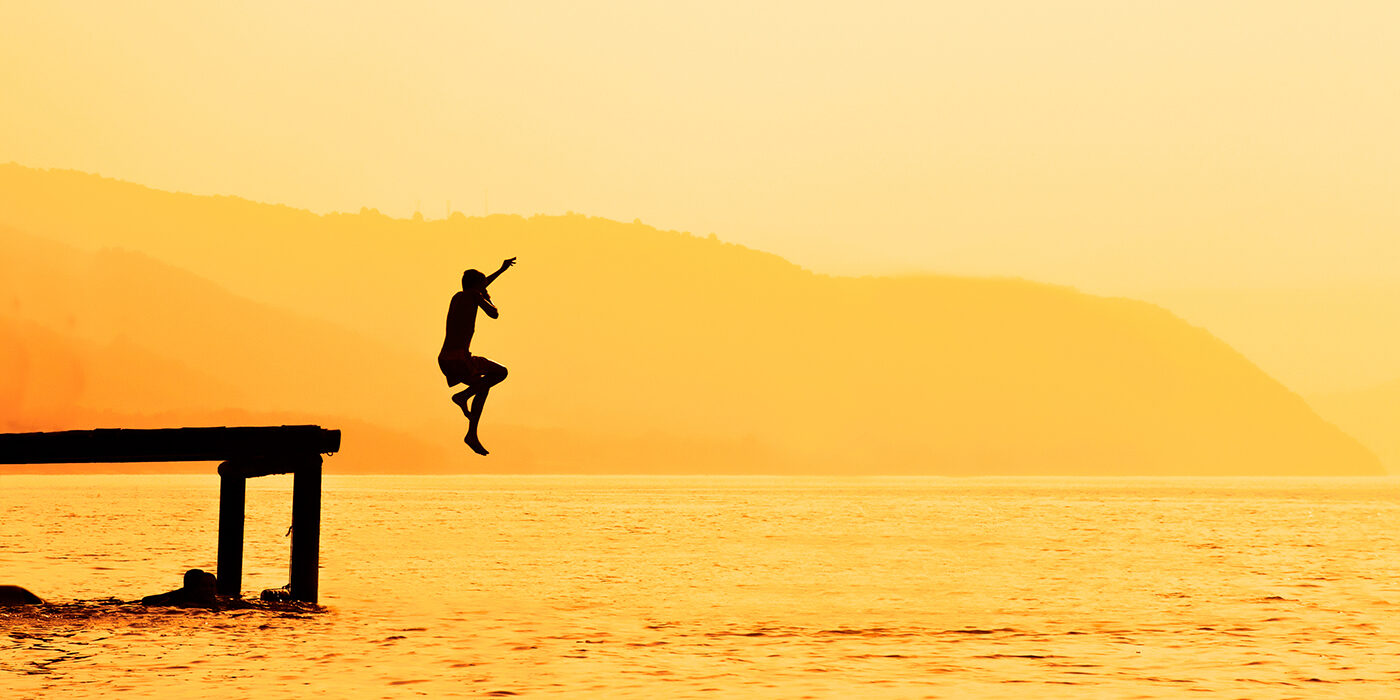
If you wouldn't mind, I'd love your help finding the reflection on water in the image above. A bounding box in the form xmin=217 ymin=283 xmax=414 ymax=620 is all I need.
xmin=3 ymin=475 xmax=1400 ymax=698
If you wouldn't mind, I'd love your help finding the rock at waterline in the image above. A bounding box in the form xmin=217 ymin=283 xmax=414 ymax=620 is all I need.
xmin=0 ymin=585 xmax=44 ymax=606
xmin=141 ymin=569 xmax=220 ymax=608
xmin=260 ymin=585 xmax=293 ymax=603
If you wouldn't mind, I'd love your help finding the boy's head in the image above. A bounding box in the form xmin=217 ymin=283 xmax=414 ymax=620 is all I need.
xmin=461 ymin=269 xmax=486 ymax=291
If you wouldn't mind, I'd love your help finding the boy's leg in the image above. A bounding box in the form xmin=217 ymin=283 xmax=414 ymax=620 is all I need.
xmin=464 ymin=387 xmax=492 ymax=455
xmin=450 ymin=386 xmax=476 ymax=417
xmin=463 ymin=360 xmax=507 ymax=456
xmin=450 ymin=356 xmax=502 ymax=417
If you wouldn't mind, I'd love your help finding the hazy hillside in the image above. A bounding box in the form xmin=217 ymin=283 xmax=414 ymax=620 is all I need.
xmin=0 ymin=164 xmax=1382 ymax=475
xmin=0 ymin=229 xmax=450 ymax=472
xmin=1308 ymin=379 xmax=1400 ymax=474
xmin=1140 ymin=286 xmax=1400 ymax=395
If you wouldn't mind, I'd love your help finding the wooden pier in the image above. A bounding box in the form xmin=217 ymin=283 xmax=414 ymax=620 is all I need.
xmin=0 ymin=425 xmax=340 ymax=603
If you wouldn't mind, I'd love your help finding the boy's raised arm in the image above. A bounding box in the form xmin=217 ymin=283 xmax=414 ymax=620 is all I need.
xmin=483 ymin=257 xmax=517 ymax=287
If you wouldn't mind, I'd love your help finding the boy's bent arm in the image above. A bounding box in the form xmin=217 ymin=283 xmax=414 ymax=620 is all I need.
xmin=478 ymin=295 xmax=499 ymax=319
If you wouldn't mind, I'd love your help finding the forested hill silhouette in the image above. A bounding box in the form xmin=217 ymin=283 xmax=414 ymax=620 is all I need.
xmin=0 ymin=163 xmax=1383 ymax=475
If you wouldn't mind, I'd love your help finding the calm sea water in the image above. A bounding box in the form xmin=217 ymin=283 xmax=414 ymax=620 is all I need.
xmin=3 ymin=475 xmax=1400 ymax=698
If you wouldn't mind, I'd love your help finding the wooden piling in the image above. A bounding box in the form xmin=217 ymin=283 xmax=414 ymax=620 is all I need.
xmin=216 ymin=462 xmax=246 ymax=597
xmin=289 ymin=457 xmax=323 ymax=603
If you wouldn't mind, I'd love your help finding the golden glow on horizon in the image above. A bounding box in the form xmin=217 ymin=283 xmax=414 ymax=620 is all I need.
xmin=1 ymin=3 xmax=1397 ymax=472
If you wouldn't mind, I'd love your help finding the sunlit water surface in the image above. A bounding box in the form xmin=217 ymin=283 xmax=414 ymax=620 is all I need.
xmin=3 ymin=475 xmax=1400 ymax=698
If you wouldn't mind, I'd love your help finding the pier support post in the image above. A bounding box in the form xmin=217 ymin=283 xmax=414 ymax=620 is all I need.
xmin=289 ymin=456 xmax=322 ymax=603
xmin=216 ymin=462 xmax=246 ymax=597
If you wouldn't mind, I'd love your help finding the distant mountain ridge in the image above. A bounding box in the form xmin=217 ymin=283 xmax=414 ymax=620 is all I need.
xmin=0 ymin=163 xmax=1383 ymax=475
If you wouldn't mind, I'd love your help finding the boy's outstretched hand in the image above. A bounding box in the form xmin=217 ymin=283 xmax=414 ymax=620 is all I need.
xmin=500 ymin=257 xmax=517 ymax=271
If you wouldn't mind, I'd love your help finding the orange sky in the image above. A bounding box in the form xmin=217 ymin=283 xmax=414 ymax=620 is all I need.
xmin=2 ymin=1 xmax=1398 ymax=290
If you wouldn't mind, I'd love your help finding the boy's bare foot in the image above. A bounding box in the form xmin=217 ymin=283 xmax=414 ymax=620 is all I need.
xmin=465 ymin=433 xmax=489 ymax=456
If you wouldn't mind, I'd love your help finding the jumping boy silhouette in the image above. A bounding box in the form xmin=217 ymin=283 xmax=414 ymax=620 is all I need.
xmin=439 ymin=257 xmax=515 ymax=455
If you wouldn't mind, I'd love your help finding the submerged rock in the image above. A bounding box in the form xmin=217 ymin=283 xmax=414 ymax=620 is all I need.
xmin=141 ymin=569 xmax=220 ymax=608
xmin=0 ymin=585 xmax=44 ymax=606
xmin=260 ymin=585 xmax=293 ymax=603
